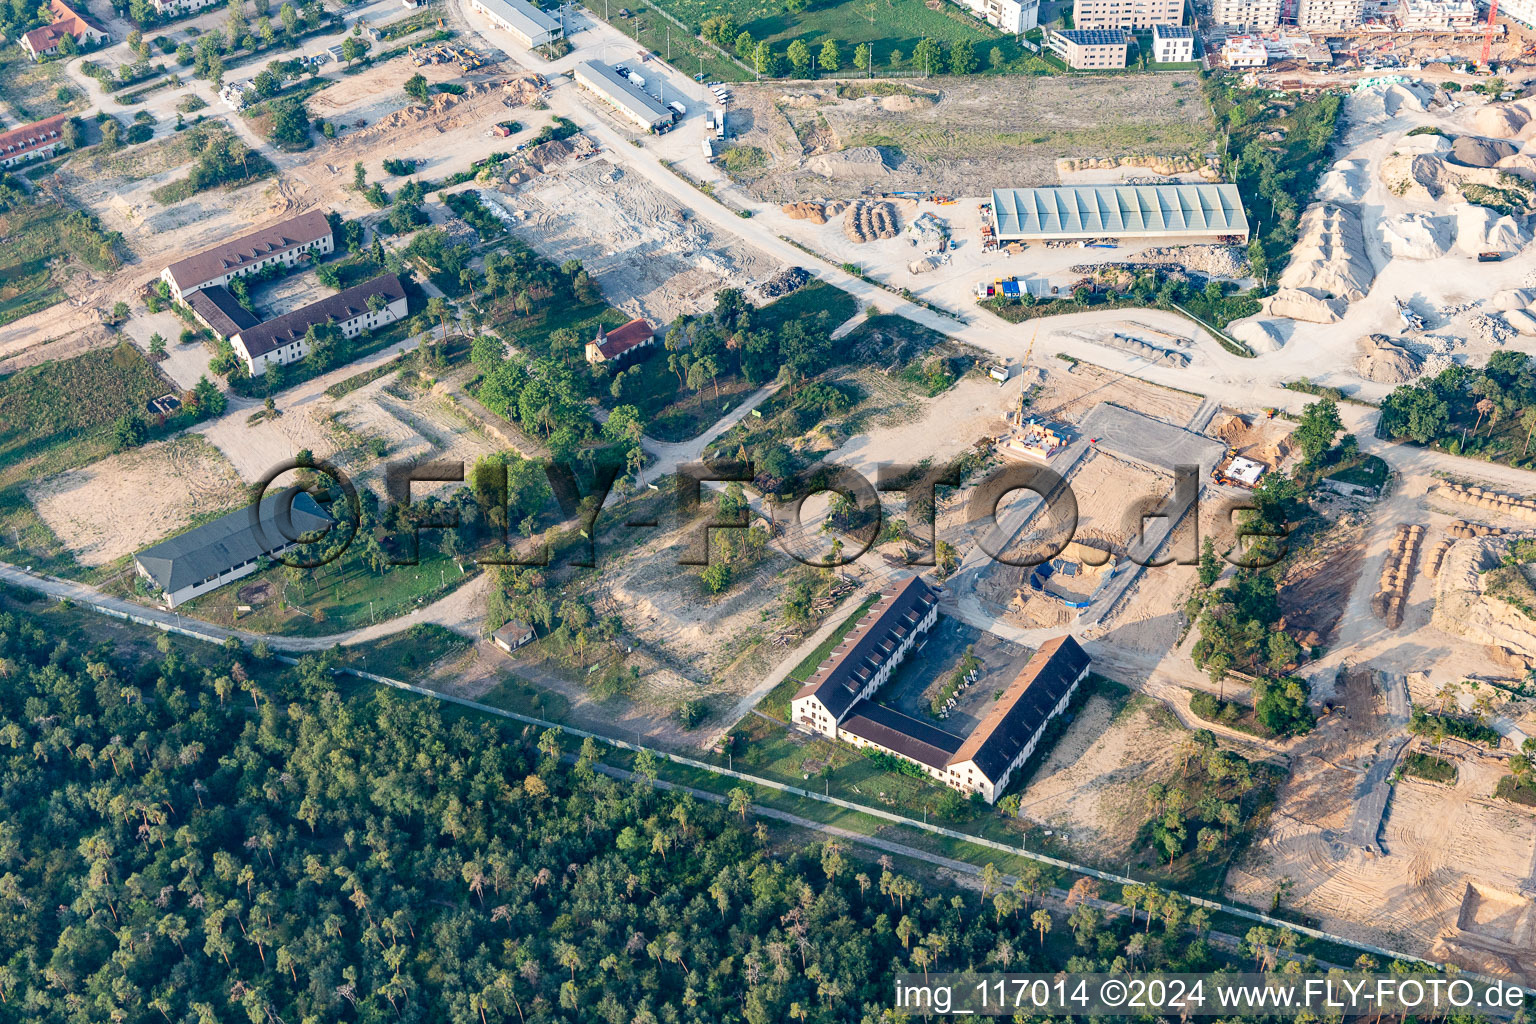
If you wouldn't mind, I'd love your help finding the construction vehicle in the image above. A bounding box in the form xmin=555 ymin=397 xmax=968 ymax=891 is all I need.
xmin=1395 ymin=297 xmax=1427 ymax=331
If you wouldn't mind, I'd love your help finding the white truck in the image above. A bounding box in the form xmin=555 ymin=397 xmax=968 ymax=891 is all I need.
xmin=668 ymin=100 xmax=686 ymax=116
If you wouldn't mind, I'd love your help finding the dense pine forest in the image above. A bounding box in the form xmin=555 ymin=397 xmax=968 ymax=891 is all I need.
xmin=0 ymin=591 xmax=1372 ymax=1023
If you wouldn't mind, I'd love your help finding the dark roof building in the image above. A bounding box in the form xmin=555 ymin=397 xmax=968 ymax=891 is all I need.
xmin=135 ymin=489 xmax=333 ymax=607
xmin=232 ymin=273 xmax=407 ymax=359
xmin=946 ymin=635 xmax=1090 ymax=800
xmin=841 ymin=701 xmax=963 ymax=770
xmin=793 ymin=575 xmax=942 ymax=723
xmin=187 ymin=285 xmax=261 ymax=340
xmin=161 ymin=210 xmax=334 ymax=299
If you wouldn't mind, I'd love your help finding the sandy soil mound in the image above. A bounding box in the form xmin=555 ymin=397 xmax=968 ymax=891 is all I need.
xmin=1382 ymin=212 xmax=1453 ymax=259
xmin=1506 ymin=309 xmax=1536 ymax=334
xmin=1232 ymin=318 xmax=1289 ymax=353
xmin=1453 ymin=203 xmax=1531 ymax=254
xmin=878 ymin=94 xmax=935 ymax=112
xmin=843 ymin=200 xmax=899 ymax=243
xmin=1355 ymin=333 xmax=1423 ymax=383
xmin=1354 ymin=81 xmax=1446 ymax=122
xmin=1450 ymin=136 xmax=1518 ymax=168
xmin=806 ymin=146 xmax=895 ymax=180
xmin=1493 ymin=288 xmax=1536 ymax=311
xmin=1496 ymin=153 xmax=1536 ymax=183
xmin=782 ymin=201 xmax=833 ymax=223
xmin=1266 ymin=203 xmax=1374 ymax=323
xmin=1433 ymin=537 xmax=1536 ymax=666
xmin=1317 ymin=158 xmax=1370 ymax=202
xmin=1472 ymin=98 xmax=1536 ymax=140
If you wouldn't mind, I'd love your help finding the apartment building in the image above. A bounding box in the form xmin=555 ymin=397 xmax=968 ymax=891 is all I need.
xmin=160 ymin=210 xmax=334 ymax=302
xmin=1209 ymin=0 xmax=1281 ymax=29
xmin=1048 ymin=28 xmax=1131 ymax=67
xmin=1295 ymin=0 xmax=1364 ymax=29
xmin=1072 ymin=0 xmax=1183 ymax=29
xmin=956 ymin=0 xmax=1041 ymax=32
xmin=1152 ymin=23 xmax=1194 ymax=61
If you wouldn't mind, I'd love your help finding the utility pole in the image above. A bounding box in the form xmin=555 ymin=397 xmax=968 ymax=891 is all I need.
xmin=667 ymin=23 xmax=671 ymax=60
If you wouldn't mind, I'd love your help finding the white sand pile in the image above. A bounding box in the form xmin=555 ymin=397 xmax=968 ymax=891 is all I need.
xmin=1496 ymin=153 xmax=1536 ymax=183
xmin=1381 ymin=212 xmax=1453 ymax=259
xmin=1450 ymin=135 xmax=1518 ymax=168
xmin=1506 ymin=309 xmax=1536 ymax=335
xmin=1355 ymin=81 xmax=1444 ymax=122
xmin=1452 ymin=204 xmax=1531 ymax=254
xmin=1494 ymin=288 xmax=1536 ymax=311
xmin=1317 ymin=158 xmax=1370 ymax=202
xmin=1231 ymin=318 xmax=1289 ymax=353
xmin=1399 ymin=131 xmax=1452 ymax=155
xmin=806 ymin=146 xmax=895 ymax=180
xmin=1265 ymin=204 xmax=1375 ymax=324
xmin=1355 ymin=333 xmax=1423 ymax=383
xmin=1472 ymin=98 xmax=1536 ymax=140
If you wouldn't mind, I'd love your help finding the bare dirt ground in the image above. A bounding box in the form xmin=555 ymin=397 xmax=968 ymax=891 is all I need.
xmin=1228 ymin=665 xmax=1536 ymax=980
xmin=1032 ymin=360 xmax=1203 ymax=428
xmin=25 ymin=434 xmax=247 ymax=566
xmin=1016 ymin=694 xmax=1184 ymax=857
xmin=197 ymin=366 xmax=501 ymax=491
xmin=1278 ymin=501 xmax=1371 ymax=648
xmin=503 ymin=158 xmax=783 ymax=323
xmin=723 ymin=76 xmax=1215 ymax=203
xmin=978 ymin=449 xmax=1172 ymax=629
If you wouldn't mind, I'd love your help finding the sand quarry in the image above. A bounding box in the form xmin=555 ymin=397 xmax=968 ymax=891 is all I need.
xmin=1233 ymin=84 xmax=1536 ymax=394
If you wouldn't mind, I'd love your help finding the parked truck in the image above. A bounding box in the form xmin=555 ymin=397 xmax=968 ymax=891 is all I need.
xmin=668 ymin=100 xmax=686 ymax=116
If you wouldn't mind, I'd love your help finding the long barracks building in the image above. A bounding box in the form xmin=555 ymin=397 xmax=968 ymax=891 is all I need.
xmin=791 ymin=576 xmax=1092 ymax=804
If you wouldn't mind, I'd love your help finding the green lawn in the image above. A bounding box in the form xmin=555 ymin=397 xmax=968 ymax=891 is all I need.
xmin=757 ymin=278 xmax=858 ymax=333
xmin=0 ymin=50 xmax=88 ymax=122
xmin=0 ymin=194 xmax=122 ymax=328
xmin=341 ymin=622 xmax=474 ymax=679
xmin=659 ymin=0 xmax=1003 ymax=58
xmin=179 ymin=544 xmax=477 ymax=638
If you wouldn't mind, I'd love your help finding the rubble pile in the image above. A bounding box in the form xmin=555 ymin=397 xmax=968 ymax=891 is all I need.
xmin=1355 ymin=333 xmax=1423 ymax=383
xmin=1467 ymin=312 xmax=1516 ymax=346
xmin=759 ymin=266 xmax=810 ymax=298
xmin=843 ymin=200 xmax=900 ymax=243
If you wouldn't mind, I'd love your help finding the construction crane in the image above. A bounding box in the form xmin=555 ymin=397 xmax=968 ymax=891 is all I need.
xmin=1480 ymin=0 xmax=1498 ymax=67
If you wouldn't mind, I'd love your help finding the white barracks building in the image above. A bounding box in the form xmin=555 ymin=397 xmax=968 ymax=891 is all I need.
xmin=791 ymin=576 xmax=1092 ymax=804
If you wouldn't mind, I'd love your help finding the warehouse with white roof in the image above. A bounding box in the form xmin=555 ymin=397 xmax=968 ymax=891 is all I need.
xmin=572 ymin=60 xmax=674 ymax=131
xmin=468 ymin=0 xmax=563 ymax=47
xmin=989 ymin=184 xmax=1250 ymax=244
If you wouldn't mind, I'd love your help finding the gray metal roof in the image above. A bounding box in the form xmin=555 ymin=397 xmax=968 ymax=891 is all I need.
xmin=475 ymin=0 xmax=561 ymax=40
xmin=990 ymin=183 xmax=1249 ymax=239
xmin=136 ymin=489 xmax=334 ymax=593
xmin=187 ymin=284 xmax=261 ymax=339
xmin=841 ymin=701 xmax=963 ymax=771
xmin=572 ymin=60 xmax=671 ymax=126
xmin=794 ymin=575 xmax=940 ymax=720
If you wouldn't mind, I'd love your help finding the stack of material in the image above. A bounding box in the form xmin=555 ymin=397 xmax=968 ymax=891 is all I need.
xmin=1435 ymin=483 xmax=1536 ymax=522
xmin=1265 ymin=204 xmax=1375 ymax=324
xmin=1355 ymin=333 xmax=1423 ymax=383
xmin=1372 ymin=524 xmax=1424 ymax=630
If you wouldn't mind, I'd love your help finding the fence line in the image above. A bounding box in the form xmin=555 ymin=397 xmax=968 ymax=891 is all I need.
xmin=54 ymin=593 xmax=1525 ymax=991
